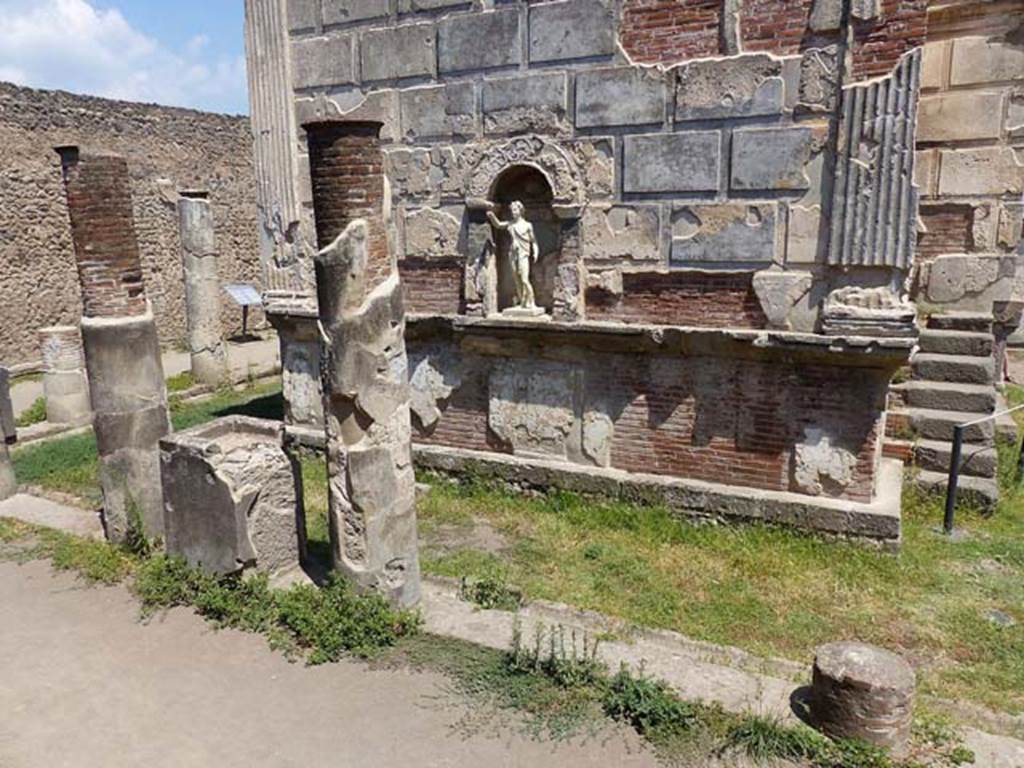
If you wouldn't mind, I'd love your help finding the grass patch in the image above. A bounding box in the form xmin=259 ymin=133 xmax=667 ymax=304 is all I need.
xmin=11 ymin=380 xmax=284 ymax=505
xmin=165 ymin=371 xmax=195 ymax=394
xmin=15 ymin=396 xmax=47 ymax=428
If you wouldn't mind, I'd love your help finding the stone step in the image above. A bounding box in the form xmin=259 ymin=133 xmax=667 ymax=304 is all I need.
xmin=926 ymin=312 xmax=994 ymax=334
xmin=917 ymin=329 xmax=994 ymax=358
xmin=913 ymin=469 xmax=998 ymax=511
xmin=913 ymin=439 xmax=998 ymax=479
xmin=911 ymin=353 xmax=993 ymax=385
xmin=896 ymin=407 xmax=995 ymax=442
xmin=897 ymin=381 xmax=997 ymax=414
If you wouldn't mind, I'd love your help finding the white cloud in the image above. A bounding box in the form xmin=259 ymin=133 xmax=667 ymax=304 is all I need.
xmin=0 ymin=0 xmax=248 ymax=114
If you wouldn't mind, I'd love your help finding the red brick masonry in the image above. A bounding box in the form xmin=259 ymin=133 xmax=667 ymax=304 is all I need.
xmin=56 ymin=146 xmax=148 ymax=319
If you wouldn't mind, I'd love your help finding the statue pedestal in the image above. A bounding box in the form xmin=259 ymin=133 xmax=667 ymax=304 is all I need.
xmin=501 ymin=306 xmax=549 ymax=321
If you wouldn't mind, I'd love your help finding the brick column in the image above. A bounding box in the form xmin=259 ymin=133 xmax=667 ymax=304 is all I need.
xmin=56 ymin=146 xmax=170 ymax=542
xmin=39 ymin=325 xmax=91 ymax=427
xmin=304 ymin=120 xmax=420 ymax=607
xmin=0 ymin=367 xmax=16 ymax=501
xmin=178 ymin=191 xmax=230 ymax=385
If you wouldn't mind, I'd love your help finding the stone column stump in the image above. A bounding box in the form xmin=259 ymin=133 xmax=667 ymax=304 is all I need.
xmin=39 ymin=325 xmax=92 ymax=427
xmin=811 ymin=641 xmax=916 ymax=755
xmin=178 ymin=191 xmax=230 ymax=386
xmin=56 ymin=145 xmax=171 ymax=542
xmin=160 ymin=416 xmax=305 ymax=576
xmin=305 ymin=119 xmax=421 ymax=608
xmin=0 ymin=367 xmax=16 ymax=500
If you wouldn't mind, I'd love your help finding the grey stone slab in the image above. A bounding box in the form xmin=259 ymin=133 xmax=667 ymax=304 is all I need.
xmin=288 ymin=0 xmax=321 ymax=31
xmin=671 ymin=203 xmax=778 ymax=265
xmin=400 ymin=0 xmax=468 ymax=9
xmin=730 ymin=126 xmax=814 ymax=191
xmin=399 ymin=82 xmax=476 ymax=140
xmin=482 ymin=72 xmax=568 ymax=134
xmin=575 ymin=66 xmax=665 ymax=128
xmin=360 ymin=22 xmax=436 ymax=81
xmin=528 ymin=0 xmax=615 ymax=63
xmin=292 ymin=35 xmax=356 ymax=89
xmin=438 ymin=9 xmax=521 ymax=73
xmin=674 ymin=54 xmax=785 ymax=122
xmin=582 ymin=204 xmax=661 ymax=264
xmin=918 ymin=91 xmax=1004 ymax=142
xmin=323 ymin=0 xmax=390 ymax=25
xmin=622 ymin=131 xmax=720 ymax=194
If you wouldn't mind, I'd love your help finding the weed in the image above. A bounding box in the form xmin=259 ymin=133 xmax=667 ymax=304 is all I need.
xmin=602 ymin=664 xmax=698 ymax=739
xmin=726 ymin=716 xmax=831 ymax=762
xmin=165 ymin=371 xmax=195 ymax=394
xmin=459 ymin=572 xmax=523 ymax=611
xmin=15 ymin=396 xmax=47 ymax=428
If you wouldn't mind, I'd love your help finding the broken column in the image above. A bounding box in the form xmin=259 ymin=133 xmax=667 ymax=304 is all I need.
xmin=39 ymin=325 xmax=92 ymax=427
xmin=178 ymin=191 xmax=230 ymax=386
xmin=304 ymin=119 xmax=420 ymax=607
xmin=56 ymin=146 xmax=171 ymax=542
xmin=160 ymin=416 xmax=305 ymax=576
xmin=0 ymin=367 xmax=16 ymax=501
xmin=811 ymin=641 xmax=916 ymax=756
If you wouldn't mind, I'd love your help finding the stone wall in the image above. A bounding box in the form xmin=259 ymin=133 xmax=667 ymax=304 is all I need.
xmin=913 ymin=2 xmax=1024 ymax=313
xmin=0 ymin=82 xmax=262 ymax=366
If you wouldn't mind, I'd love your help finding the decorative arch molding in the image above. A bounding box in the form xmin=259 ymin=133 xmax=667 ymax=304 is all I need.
xmin=463 ymin=135 xmax=586 ymax=207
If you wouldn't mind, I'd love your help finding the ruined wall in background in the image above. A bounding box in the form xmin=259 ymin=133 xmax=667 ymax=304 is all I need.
xmin=913 ymin=1 xmax=1024 ymax=313
xmin=0 ymin=82 xmax=262 ymax=366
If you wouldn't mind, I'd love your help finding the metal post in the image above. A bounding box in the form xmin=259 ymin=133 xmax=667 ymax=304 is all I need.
xmin=943 ymin=424 xmax=964 ymax=535
xmin=242 ymin=305 xmax=249 ymax=338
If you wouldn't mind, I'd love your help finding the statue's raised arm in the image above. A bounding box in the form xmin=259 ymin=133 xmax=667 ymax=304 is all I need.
xmin=486 ymin=209 xmax=510 ymax=230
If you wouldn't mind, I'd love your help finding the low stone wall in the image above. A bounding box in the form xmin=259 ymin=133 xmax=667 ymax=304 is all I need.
xmin=0 ymin=82 xmax=262 ymax=365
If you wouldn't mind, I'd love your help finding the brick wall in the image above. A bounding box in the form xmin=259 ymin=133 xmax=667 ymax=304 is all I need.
xmin=305 ymin=120 xmax=391 ymax=296
xmin=620 ymin=0 xmax=721 ymax=64
xmin=916 ymin=204 xmax=973 ymax=260
xmin=740 ymin=0 xmax=815 ymax=55
xmin=925 ymin=0 xmax=1022 ymax=40
xmin=585 ymin=272 xmax=768 ymax=329
xmin=401 ymin=258 xmax=464 ymax=316
xmin=57 ymin=148 xmax=148 ymax=319
xmin=851 ymin=0 xmax=929 ymax=81
xmin=0 ymin=81 xmax=261 ymax=365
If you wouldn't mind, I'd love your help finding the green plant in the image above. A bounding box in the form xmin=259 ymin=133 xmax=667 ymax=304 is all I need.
xmin=459 ymin=573 xmax=523 ymax=611
xmin=602 ymin=664 xmax=698 ymax=738
xmin=166 ymin=371 xmax=195 ymax=394
xmin=15 ymin=396 xmax=47 ymax=428
xmin=726 ymin=715 xmax=831 ymax=763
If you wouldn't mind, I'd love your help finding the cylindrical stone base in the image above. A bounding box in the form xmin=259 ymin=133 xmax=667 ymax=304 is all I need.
xmin=811 ymin=642 xmax=915 ymax=755
xmin=39 ymin=325 xmax=92 ymax=427
xmin=0 ymin=442 xmax=15 ymax=501
xmin=268 ymin=311 xmax=324 ymax=430
xmin=178 ymin=193 xmax=229 ymax=387
xmin=81 ymin=312 xmax=170 ymax=542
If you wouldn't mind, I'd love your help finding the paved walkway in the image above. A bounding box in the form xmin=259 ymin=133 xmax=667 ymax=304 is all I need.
xmin=0 ymin=559 xmax=655 ymax=768
xmin=9 ymin=336 xmax=281 ymax=417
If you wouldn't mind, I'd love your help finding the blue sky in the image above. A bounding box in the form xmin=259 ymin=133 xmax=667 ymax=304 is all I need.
xmin=0 ymin=0 xmax=249 ymax=114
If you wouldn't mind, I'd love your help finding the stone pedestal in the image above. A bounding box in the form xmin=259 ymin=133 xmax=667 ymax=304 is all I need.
xmin=0 ymin=367 xmax=16 ymax=501
xmin=178 ymin=192 xmax=229 ymax=386
xmin=39 ymin=325 xmax=91 ymax=427
xmin=305 ymin=119 xmax=420 ymax=607
xmin=161 ymin=416 xmax=305 ymax=576
xmin=811 ymin=641 xmax=916 ymax=755
xmin=267 ymin=308 xmax=324 ymax=431
xmin=56 ymin=145 xmax=170 ymax=542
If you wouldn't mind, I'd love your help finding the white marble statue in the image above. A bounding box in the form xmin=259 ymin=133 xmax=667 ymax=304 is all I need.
xmin=487 ymin=201 xmax=539 ymax=311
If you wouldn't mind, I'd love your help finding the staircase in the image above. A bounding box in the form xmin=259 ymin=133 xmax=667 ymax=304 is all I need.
xmin=888 ymin=312 xmax=1001 ymax=508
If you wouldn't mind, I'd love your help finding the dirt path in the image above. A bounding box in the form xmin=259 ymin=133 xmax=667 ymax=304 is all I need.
xmin=0 ymin=559 xmax=656 ymax=768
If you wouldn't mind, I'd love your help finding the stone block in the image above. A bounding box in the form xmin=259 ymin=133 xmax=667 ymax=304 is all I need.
xmin=400 ymin=0 xmax=468 ymax=10
xmin=786 ymin=204 xmax=824 ymax=264
xmin=809 ymin=0 xmax=841 ymax=31
xmin=622 ymin=132 xmax=720 ymax=194
xmin=792 ymin=426 xmax=859 ymax=496
xmin=1008 ymin=92 xmax=1024 ymax=140
xmin=288 ymin=0 xmax=320 ymax=31
xmin=914 ymin=149 xmax=937 ymax=197
xmin=482 ymin=72 xmax=568 ymax=135
xmin=386 ymin=146 xmax=462 ymax=201
xmin=403 ymin=207 xmax=463 ymax=259
xmin=528 ymin=0 xmax=615 ymax=63
xmin=39 ymin=325 xmax=91 ymax=427
xmin=360 ymin=23 xmax=436 ymax=81
xmin=399 ymin=82 xmax=476 ymax=140
xmin=674 ymin=54 xmax=785 ymax=121
xmin=920 ymin=41 xmax=948 ymax=90
xmin=998 ymin=202 xmax=1023 ymax=251
xmin=582 ymin=204 xmax=661 ymax=264
xmin=575 ymin=66 xmax=665 ymax=128
xmin=321 ymin=87 xmax=401 ymax=142
xmin=731 ymin=127 xmax=814 ymax=191
xmin=489 ymin=359 xmax=577 ymax=459
xmin=797 ymin=47 xmax=840 ymax=114
xmin=438 ymin=9 xmax=521 ymax=73
xmin=917 ymin=91 xmax=1004 ymax=142
xmin=752 ymin=270 xmax=815 ymax=331
xmin=671 ymin=203 xmax=778 ymax=265
xmin=161 ymin=416 xmax=304 ymax=577
xmin=292 ymin=35 xmax=355 ymax=89
xmin=950 ymin=38 xmax=1024 ymax=86
xmin=323 ymin=0 xmax=389 ymax=25
xmin=938 ymin=147 xmax=1024 ymax=197
xmin=922 ymin=253 xmax=1017 ymax=310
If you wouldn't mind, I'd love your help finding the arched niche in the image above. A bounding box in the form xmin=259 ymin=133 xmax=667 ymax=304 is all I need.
xmin=489 ymin=164 xmax=560 ymax=313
